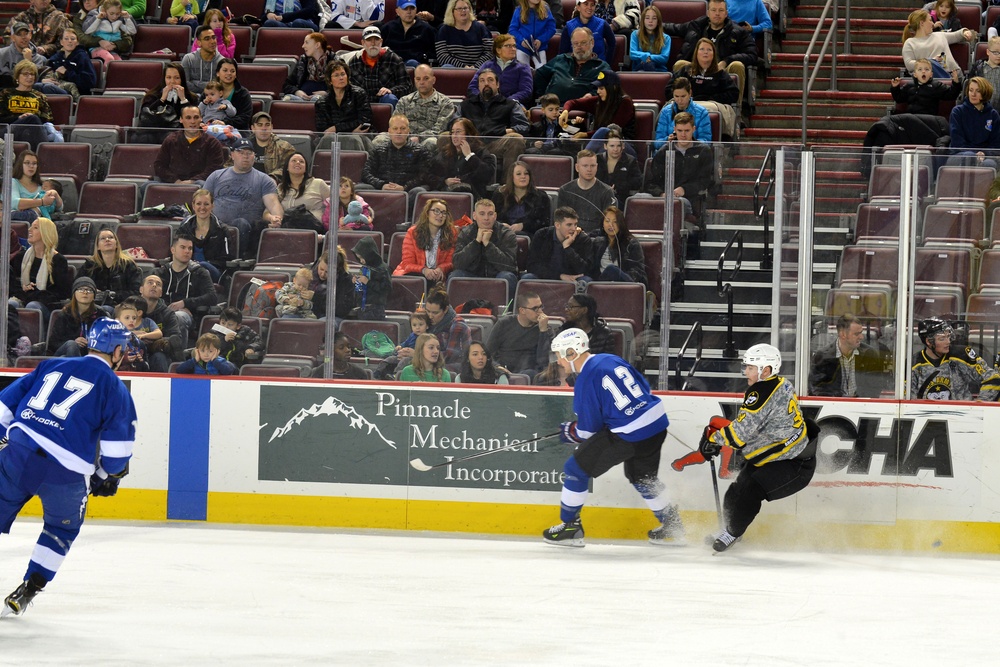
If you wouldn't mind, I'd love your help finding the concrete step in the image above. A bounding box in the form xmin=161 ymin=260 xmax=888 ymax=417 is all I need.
xmin=716 ymin=192 xmax=862 ymax=212
xmin=763 ymin=76 xmax=894 ymax=94
xmin=759 ymin=89 xmax=891 ymax=102
xmin=787 ymin=17 xmax=908 ymax=31
xmin=751 ymin=100 xmax=887 ymax=117
xmin=772 ymin=52 xmax=901 ymax=66
xmin=742 ymin=127 xmax=868 ymax=143
xmin=781 ymin=39 xmax=904 ymax=57
xmin=794 ymin=4 xmax=914 ymax=20
xmin=767 ymin=63 xmax=904 ymax=81
xmin=754 ymin=114 xmax=877 ymax=132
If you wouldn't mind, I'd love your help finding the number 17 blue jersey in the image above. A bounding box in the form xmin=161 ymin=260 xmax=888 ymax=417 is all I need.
xmin=573 ymin=354 xmax=669 ymax=442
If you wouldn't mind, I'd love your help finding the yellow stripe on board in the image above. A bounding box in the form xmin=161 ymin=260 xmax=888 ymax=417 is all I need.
xmin=19 ymin=490 xmax=168 ymax=521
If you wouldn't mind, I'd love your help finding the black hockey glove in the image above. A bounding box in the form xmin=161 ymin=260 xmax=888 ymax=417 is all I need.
xmin=90 ymin=463 xmax=129 ymax=497
xmin=698 ymin=427 xmax=721 ymax=460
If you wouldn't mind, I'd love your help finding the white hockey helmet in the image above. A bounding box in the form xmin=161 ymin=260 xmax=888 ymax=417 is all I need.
xmin=742 ymin=343 xmax=781 ymax=376
xmin=551 ymin=328 xmax=590 ymax=360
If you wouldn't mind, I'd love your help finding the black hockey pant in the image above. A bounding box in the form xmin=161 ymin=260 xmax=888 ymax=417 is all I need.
xmin=723 ymin=456 xmax=816 ymax=538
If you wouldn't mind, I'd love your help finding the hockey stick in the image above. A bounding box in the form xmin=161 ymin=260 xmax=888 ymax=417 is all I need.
xmin=708 ymin=458 xmax=723 ymax=530
xmin=409 ymin=431 xmax=561 ymax=471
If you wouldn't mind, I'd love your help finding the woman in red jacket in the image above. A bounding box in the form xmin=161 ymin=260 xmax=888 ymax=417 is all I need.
xmin=393 ymin=198 xmax=458 ymax=284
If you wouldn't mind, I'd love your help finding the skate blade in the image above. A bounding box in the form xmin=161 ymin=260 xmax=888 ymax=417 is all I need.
xmin=1 ymin=605 xmax=16 ymax=619
xmin=649 ymin=536 xmax=688 ymax=547
xmin=543 ymin=538 xmax=585 ymax=548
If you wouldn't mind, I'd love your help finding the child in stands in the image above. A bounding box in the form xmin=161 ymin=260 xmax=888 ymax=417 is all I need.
xmin=890 ymin=57 xmax=961 ymax=116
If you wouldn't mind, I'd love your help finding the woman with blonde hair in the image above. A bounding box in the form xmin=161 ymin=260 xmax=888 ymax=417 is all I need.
xmin=80 ymin=226 xmax=143 ymax=308
xmin=435 ymin=0 xmax=493 ymax=68
xmin=901 ymin=8 xmax=974 ymax=77
xmin=508 ymin=0 xmax=556 ymax=67
xmin=7 ymin=217 xmax=71 ymax=325
xmin=393 ymin=198 xmax=457 ymax=283
xmin=400 ymin=333 xmax=452 ymax=382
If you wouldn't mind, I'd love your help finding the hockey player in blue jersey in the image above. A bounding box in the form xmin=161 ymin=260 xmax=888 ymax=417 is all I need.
xmin=542 ymin=328 xmax=684 ymax=547
xmin=0 ymin=318 xmax=136 ymax=617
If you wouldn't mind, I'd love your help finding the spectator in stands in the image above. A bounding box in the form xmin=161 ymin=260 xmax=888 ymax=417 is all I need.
xmin=629 ymin=5 xmax=670 ymax=72
xmin=557 ymin=149 xmax=617 ymax=233
xmin=115 ymin=298 xmax=150 ymax=372
xmin=363 ymin=114 xmax=432 ymax=210
xmin=394 ymin=198 xmax=457 ymax=284
xmin=316 ymin=59 xmax=373 ymax=152
xmin=8 ymin=0 xmax=72 ymax=58
xmin=596 ymin=130 xmax=641 ymax=204
xmin=0 ymin=21 xmax=49 ymax=89
xmin=204 ymin=138 xmax=283 ymax=258
xmin=275 ymin=151 xmax=331 ymax=226
xmin=451 ymin=198 xmax=519 ymax=298
xmin=155 ymin=232 xmax=217 ymax=347
xmin=665 ymin=0 xmax=757 ymax=108
xmin=327 ymin=0 xmax=381 ymax=29
xmin=333 ymin=176 xmax=373 ymax=230
xmin=469 ymin=34 xmax=534 ymax=106
xmin=262 ymin=0 xmax=320 ymax=29
xmin=809 ymin=313 xmax=889 ymax=398
xmin=281 ymin=32 xmax=333 ymax=102
xmin=177 ymin=189 xmax=235 ymax=283
xmin=0 ymin=61 xmax=54 ymax=149
xmin=596 ymin=0 xmax=641 ymax=36
xmin=246 ymin=111 xmax=296 ymax=176
xmin=891 ymin=58 xmax=960 ymax=116
xmin=390 ymin=64 xmax=456 ymax=150
xmin=458 ymin=69 xmax=528 ymax=177
xmin=533 ymin=26 xmax=612 ymax=104
xmin=492 ymin=159 xmax=552 ymax=236
xmin=8 ymin=217 xmax=70 ymax=327
xmin=508 ymin=0 xmax=556 ymax=67
xmin=348 ymin=26 xmax=414 ymax=109
xmin=400 ymin=333 xmax=451 ymax=382
xmin=43 ymin=28 xmax=97 ymax=98
xmin=422 ymin=287 xmax=471 ymax=367
xmin=329 ymin=331 xmax=368 ymax=380
xmin=455 ymin=341 xmax=510 ymax=383
xmin=382 ymin=0 xmax=437 ymax=67
xmin=948 ymin=76 xmax=1000 ymax=167
xmin=967 ymin=37 xmax=1000 ymax=108
xmin=523 ymin=205 xmax=593 ymax=283
xmin=80 ymin=227 xmax=143 ymax=308
xmin=152 ymin=105 xmax=226 ymax=188
xmin=213 ymin=58 xmax=253 ymax=131
xmin=166 ymin=0 xmax=199 ymax=31
xmin=525 ymin=93 xmax=575 ymax=156
xmin=9 ymin=150 xmax=60 ymax=222
xmin=589 ymin=205 xmax=644 ymax=284
xmin=275 ymin=267 xmax=317 ymax=318
xmin=560 ymin=292 xmax=614 ymax=354
xmin=648 ymin=112 xmax=714 ymax=220
xmin=559 ymin=0 xmax=615 ymax=63
xmin=177 ymin=333 xmax=238 ymax=374
xmin=81 ymin=0 xmax=137 ymax=65
xmin=216 ymin=306 xmax=263 ymax=368
xmin=137 ymin=274 xmax=181 ymax=370
xmin=351 ymin=234 xmax=390 ymax=320
xmin=435 ymin=0 xmax=493 ymax=68
xmin=70 ymin=0 xmax=100 ymax=51
xmin=726 ymin=0 xmax=772 ymax=35
xmin=414 ymin=0 xmax=449 ymax=27
xmin=910 ymin=317 xmax=1000 ymax=401
xmin=137 ymin=63 xmax=196 ymax=144
xmin=901 ymin=9 xmax=974 ymax=78
xmin=194 ymin=9 xmax=236 ymax=58
xmin=564 ymin=69 xmax=636 ymax=154
xmin=925 ymin=0 xmax=961 ymax=33
xmin=430 ymin=117 xmax=496 ymax=200
xmin=47 ymin=277 xmax=103 ymax=356
xmin=675 ymin=37 xmax=741 ymax=140
xmin=653 ymin=77 xmax=712 ymax=150
xmin=182 ymin=24 xmax=223 ymax=94
xmin=313 ymin=246 xmax=356 ymax=323
xmin=532 ymin=360 xmax=572 ymax=385
xmin=486 ymin=289 xmax=553 ymax=377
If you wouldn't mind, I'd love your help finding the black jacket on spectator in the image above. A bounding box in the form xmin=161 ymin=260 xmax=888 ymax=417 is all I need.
xmin=145 ymin=298 xmax=183 ymax=354
xmin=647 ymin=140 xmax=714 ymax=202
xmin=380 ymin=17 xmax=437 ymax=64
xmin=890 ymin=78 xmax=960 ymax=116
xmin=282 ymin=49 xmax=335 ymax=96
xmin=9 ymin=249 xmax=71 ymax=311
xmin=452 ymin=221 xmax=519 ymax=277
xmin=588 ymin=231 xmax=647 ymax=284
xmin=47 ymin=306 xmax=102 ymax=355
xmin=664 ymin=16 xmax=757 ymax=68
xmin=491 ymin=187 xmax=552 ymax=236
xmin=79 ymin=257 xmax=143 ymax=306
xmin=362 ymin=140 xmax=431 ymax=190
xmin=675 ymin=67 xmax=741 ymax=105
xmin=155 ymin=262 xmax=216 ymax=312
xmin=430 ymin=147 xmax=495 ymax=200
xmin=178 ymin=214 xmax=235 ymax=275
xmin=860 ymin=113 xmax=950 ymax=178
xmin=227 ymin=80 xmax=254 ymax=130
xmin=809 ymin=341 xmax=890 ymax=398
xmin=559 ymin=318 xmax=616 ymax=355
xmin=315 ymin=84 xmax=373 ymax=133
xmin=526 ymin=226 xmax=593 ymax=279
xmin=458 ymin=92 xmax=529 ymax=139
xmin=597 ymin=151 xmax=642 ymax=203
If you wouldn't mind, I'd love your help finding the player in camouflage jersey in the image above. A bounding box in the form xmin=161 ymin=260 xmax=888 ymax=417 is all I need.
xmin=910 ymin=318 xmax=1000 ymax=402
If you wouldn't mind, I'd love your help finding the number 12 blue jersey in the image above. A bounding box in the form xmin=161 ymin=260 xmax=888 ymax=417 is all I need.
xmin=573 ymin=354 xmax=669 ymax=442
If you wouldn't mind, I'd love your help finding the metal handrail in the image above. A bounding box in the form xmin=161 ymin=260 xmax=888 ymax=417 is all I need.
xmin=717 ymin=231 xmax=744 ymax=359
xmin=801 ymin=0 xmax=853 ymax=145
xmin=674 ymin=321 xmax=704 ymax=391
xmin=753 ymin=149 xmax=776 ymax=270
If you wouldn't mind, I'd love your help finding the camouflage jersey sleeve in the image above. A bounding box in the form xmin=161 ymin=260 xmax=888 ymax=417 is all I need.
xmin=713 ymin=376 xmax=809 ymax=467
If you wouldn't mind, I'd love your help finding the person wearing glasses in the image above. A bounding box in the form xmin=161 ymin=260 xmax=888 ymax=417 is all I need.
xmin=486 ymin=290 xmax=554 ymax=377
xmin=910 ymin=317 xmax=1000 ymax=402
xmin=560 ymin=293 xmax=614 ymax=355
xmin=48 ymin=277 xmax=104 ymax=356
xmin=181 ymin=24 xmax=223 ymax=94
xmin=435 ymin=0 xmax=493 ymax=69
xmin=966 ymin=36 xmax=1000 ymax=109
xmin=393 ymin=198 xmax=457 ymax=285
xmin=468 ymin=34 xmax=534 ymax=107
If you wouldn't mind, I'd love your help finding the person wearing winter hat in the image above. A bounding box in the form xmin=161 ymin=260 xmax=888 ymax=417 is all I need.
xmin=350 ymin=235 xmax=391 ymax=320
xmin=48 ymin=276 xmax=104 ymax=356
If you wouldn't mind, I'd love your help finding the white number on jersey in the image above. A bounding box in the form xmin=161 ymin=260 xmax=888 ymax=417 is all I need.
xmin=26 ymin=371 xmax=95 ymax=419
xmin=601 ymin=366 xmax=644 ymax=410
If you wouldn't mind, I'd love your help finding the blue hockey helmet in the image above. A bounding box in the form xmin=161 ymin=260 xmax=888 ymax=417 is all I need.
xmin=88 ymin=318 xmax=130 ymax=355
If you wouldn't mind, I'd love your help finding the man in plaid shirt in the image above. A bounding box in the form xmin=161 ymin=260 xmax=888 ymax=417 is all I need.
xmin=348 ymin=25 xmax=414 ymax=109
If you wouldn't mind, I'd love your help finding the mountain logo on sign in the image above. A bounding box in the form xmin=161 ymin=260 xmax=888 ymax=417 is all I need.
xmin=267 ymin=396 xmax=396 ymax=449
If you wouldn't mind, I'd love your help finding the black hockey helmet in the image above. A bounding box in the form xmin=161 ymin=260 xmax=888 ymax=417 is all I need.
xmin=917 ymin=317 xmax=953 ymax=345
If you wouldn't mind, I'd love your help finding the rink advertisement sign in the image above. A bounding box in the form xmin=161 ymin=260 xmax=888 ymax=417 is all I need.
xmin=258 ymin=386 xmax=574 ymax=491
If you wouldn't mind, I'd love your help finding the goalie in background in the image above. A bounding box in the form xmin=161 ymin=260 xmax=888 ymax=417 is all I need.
xmin=698 ymin=344 xmax=818 ymax=553
xmin=542 ymin=328 xmax=684 ymax=548
xmin=0 ymin=318 xmax=136 ymax=617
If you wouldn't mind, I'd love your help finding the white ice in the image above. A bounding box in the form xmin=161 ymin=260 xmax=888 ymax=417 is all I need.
xmin=1 ymin=520 xmax=996 ymax=666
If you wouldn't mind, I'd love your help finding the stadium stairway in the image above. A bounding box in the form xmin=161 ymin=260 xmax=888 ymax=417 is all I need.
xmin=652 ymin=0 xmax=908 ymax=391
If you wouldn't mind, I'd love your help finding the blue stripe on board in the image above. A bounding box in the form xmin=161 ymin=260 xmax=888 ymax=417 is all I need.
xmin=167 ymin=379 xmax=211 ymax=520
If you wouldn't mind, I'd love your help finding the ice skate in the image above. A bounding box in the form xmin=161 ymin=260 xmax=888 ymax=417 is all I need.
xmin=705 ymin=530 xmax=741 ymax=553
xmin=2 ymin=573 xmax=46 ymax=617
xmin=648 ymin=505 xmax=686 ymax=546
xmin=543 ymin=518 xmax=585 ymax=547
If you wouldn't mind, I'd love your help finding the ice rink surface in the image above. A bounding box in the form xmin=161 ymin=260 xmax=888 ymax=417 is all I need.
xmin=0 ymin=520 xmax=996 ymax=666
